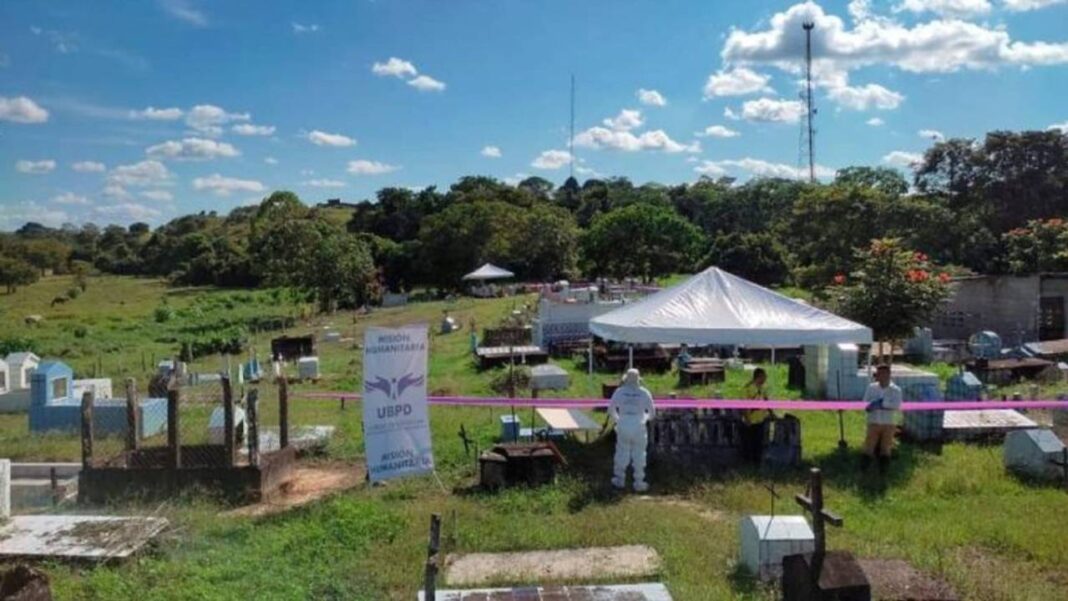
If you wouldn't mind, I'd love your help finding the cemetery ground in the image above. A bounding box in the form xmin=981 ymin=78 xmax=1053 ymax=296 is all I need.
xmin=1 ymin=276 xmax=1067 ymax=600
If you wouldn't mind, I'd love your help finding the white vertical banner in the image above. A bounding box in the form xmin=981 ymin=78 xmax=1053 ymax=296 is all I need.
xmin=362 ymin=325 xmax=434 ymax=482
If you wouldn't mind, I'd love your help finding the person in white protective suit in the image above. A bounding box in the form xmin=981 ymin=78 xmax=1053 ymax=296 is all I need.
xmin=609 ymin=368 xmax=656 ymax=491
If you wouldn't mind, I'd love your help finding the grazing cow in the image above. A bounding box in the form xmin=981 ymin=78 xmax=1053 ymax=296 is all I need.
xmin=24 ymin=315 xmax=42 ymax=326
xmin=50 ymin=296 xmax=68 ymax=308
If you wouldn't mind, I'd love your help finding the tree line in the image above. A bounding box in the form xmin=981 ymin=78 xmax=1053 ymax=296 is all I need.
xmin=1 ymin=129 xmax=1066 ymax=307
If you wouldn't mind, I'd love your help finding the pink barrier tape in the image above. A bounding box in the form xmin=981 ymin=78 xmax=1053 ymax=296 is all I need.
xmin=295 ymin=391 xmax=1068 ymax=412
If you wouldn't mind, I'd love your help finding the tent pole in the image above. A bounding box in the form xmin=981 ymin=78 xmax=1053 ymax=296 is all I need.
xmin=588 ymin=339 xmax=593 ymax=376
xmin=628 ymin=345 xmax=634 ymax=370
xmin=771 ymin=347 xmax=776 ymax=365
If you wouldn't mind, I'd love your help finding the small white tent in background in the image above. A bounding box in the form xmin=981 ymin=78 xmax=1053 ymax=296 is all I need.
xmin=463 ymin=263 xmax=515 ymax=298
xmin=462 ymin=263 xmax=515 ymax=281
xmin=589 ymin=267 xmax=872 ymax=347
xmin=0 ymin=359 xmax=9 ymax=395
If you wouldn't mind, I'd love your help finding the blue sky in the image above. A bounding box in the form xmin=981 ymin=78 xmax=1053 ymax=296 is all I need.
xmin=1 ymin=0 xmax=1067 ymax=229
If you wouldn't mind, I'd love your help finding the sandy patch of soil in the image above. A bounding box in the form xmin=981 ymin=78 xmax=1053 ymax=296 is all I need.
xmin=857 ymin=558 xmax=958 ymax=601
xmin=227 ymin=462 xmax=364 ymax=518
xmin=444 ymin=545 xmax=661 ymax=587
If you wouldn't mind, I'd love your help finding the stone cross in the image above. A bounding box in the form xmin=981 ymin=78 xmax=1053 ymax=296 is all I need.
xmin=794 ymin=468 xmax=843 ymax=571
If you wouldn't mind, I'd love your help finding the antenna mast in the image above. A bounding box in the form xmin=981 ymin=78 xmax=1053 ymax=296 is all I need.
xmin=800 ymin=21 xmax=816 ymax=183
xmin=569 ymin=74 xmax=576 ymax=179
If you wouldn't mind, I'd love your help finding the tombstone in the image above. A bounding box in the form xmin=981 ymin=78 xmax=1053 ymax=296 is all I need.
xmin=763 ymin=415 xmax=802 ymax=469
xmin=945 ymin=371 xmax=983 ymax=401
xmin=740 ymin=515 xmax=814 ymax=581
xmin=208 ymin=406 xmax=247 ymax=445
xmin=530 ymin=364 xmax=569 ymax=392
xmin=1003 ymin=429 xmax=1066 ymax=481
xmin=297 ymin=356 xmax=319 ymax=380
xmin=782 ymin=468 xmax=871 ymax=601
xmin=323 ymin=331 xmax=342 ymax=343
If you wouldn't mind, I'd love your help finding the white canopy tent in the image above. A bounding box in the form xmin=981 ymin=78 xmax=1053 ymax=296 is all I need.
xmin=462 ymin=263 xmax=515 ymax=281
xmin=589 ymin=267 xmax=872 ymax=349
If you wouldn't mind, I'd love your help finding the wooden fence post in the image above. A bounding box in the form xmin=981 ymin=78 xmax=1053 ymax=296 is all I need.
xmin=247 ymin=389 xmax=260 ymax=466
xmin=125 ymin=377 xmax=139 ymax=451
xmin=424 ymin=513 xmax=442 ymax=601
xmin=278 ymin=376 xmax=289 ymax=449
xmin=80 ymin=391 xmax=94 ymax=469
xmin=222 ymin=375 xmax=235 ymax=466
xmin=167 ymin=386 xmax=181 ymax=469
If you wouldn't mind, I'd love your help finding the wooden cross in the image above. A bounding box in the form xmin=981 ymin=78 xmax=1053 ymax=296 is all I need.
xmin=795 ymin=468 xmax=843 ymax=571
xmin=457 ymin=423 xmax=474 ymax=457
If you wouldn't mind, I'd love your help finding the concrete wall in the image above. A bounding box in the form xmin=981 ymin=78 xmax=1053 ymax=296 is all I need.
xmin=1040 ymin=276 xmax=1068 ymax=340
xmin=931 ymin=276 xmax=1041 ymax=343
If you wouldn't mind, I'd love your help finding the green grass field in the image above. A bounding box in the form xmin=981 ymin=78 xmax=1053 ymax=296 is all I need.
xmin=2 ymin=276 xmax=1067 ymax=600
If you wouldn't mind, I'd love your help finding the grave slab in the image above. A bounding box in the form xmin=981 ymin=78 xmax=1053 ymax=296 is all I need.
xmin=1003 ymin=428 xmax=1066 ymax=480
xmin=419 ymin=583 xmax=672 ymax=601
xmin=943 ymin=410 xmax=1036 ymax=440
xmin=0 ymin=515 xmax=167 ymax=560
xmin=856 ymin=559 xmax=958 ymax=601
xmin=444 ymin=546 xmax=661 ymax=587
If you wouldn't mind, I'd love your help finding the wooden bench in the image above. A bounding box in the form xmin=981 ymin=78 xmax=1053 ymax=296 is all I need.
xmin=679 ymin=364 xmax=725 ymax=387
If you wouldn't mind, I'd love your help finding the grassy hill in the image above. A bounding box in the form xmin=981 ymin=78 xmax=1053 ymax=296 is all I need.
xmin=1 ymin=278 xmax=1066 ymax=600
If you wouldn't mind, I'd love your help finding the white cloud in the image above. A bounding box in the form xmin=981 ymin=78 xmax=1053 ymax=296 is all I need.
xmin=72 ymin=161 xmax=106 ymax=173
xmin=826 ymin=82 xmax=904 ymax=110
xmin=1048 ymin=121 xmax=1068 ymax=133
xmin=16 ymin=159 xmax=56 ymax=174
xmin=185 ymin=104 xmax=250 ymax=136
xmin=603 ymin=109 xmax=644 ymax=131
xmin=848 ymin=0 xmax=875 ymax=21
xmin=291 ymin=22 xmax=320 ymax=34
xmin=575 ymin=127 xmax=700 ymax=153
xmin=696 ymin=125 xmax=740 ymax=138
xmin=637 ymin=88 xmax=667 ymax=106
xmin=481 ymin=145 xmax=502 ymax=158
xmin=882 ymin=150 xmax=924 ymax=168
xmin=193 ymin=174 xmax=266 ymax=196
xmin=129 ymin=106 xmax=183 ymax=121
xmin=264 ymin=157 xmax=279 ymax=165
xmin=372 ymin=57 xmax=418 ymax=79
xmin=146 ymin=137 xmax=240 ymax=161
xmin=721 ymin=2 xmax=1068 ymax=76
xmin=866 ymin=117 xmax=885 ymax=126
xmin=303 ymin=179 xmax=346 ymax=188
xmin=736 ymin=97 xmax=805 ymax=123
xmin=703 ymin=68 xmax=774 ymax=98
xmin=94 ymin=202 xmax=162 ymax=221
xmin=919 ymin=128 xmax=946 ymax=141
xmin=306 ymin=130 xmax=356 ymax=147
xmin=694 ymin=157 xmax=835 ymax=179
xmin=895 ymin=0 xmax=992 ymax=17
xmin=0 ymin=96 xmax=49 ymax=123
xmin=1001 ymin=0 xmax=1066 ymax=10
xmin=103 ymin=184 xmax=131 ymax=200
xmin=159 ymin=0 xmax=207 ymax=27
xmin=347 ymin=160 xmax=399 ymax=175
xmin=141 ymin=189 xmax=173 ymax=202
xmin=231 ymin=123 xmax=275 ymax=136
xmin=0 ymin=202 xmax=70 ymax=230
xmin=531 ymin=150 xmax=572 ymax=170
xmin=108 ymin=160 xmax=172 ymax=187
xmin=51 ymin=192 xmax=89 ymax=206
xmin=407 ymin=75 xmax=446 ymax=92
xmin=503 ymin=173 xmax=529 ymax=186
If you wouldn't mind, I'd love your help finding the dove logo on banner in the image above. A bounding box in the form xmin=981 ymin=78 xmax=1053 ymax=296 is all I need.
xmin=362 ymin=325 xmax=434 ymax=482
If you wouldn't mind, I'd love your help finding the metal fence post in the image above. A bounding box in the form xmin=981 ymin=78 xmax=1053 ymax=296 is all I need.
xmin=278 ymin=376 xmax=289 ymax=450
xmin=222 ymin=375 xmax=235 ymax=466
xmin=424 ymin=513 xmax=442 ymax=601
xmin=167 ymin=386 xmax=181 ymax=469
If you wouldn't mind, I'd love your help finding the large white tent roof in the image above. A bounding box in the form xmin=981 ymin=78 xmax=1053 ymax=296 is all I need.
xmin=588 ymin=267 xmax=872 ymax=346
xmin=462 ymin=263 xmax=515 ymax=281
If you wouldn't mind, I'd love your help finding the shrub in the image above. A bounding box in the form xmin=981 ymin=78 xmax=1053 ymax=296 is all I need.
xmin=154 ymin=305 xmax=176 ymax=323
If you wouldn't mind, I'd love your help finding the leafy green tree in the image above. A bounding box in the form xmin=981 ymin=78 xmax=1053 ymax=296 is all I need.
xmin=417 ymin=201 xmax=526 ymax=289
xmin=703 ymin=231 xmax=790 ymax=287
xmin=1003 ymin=218 xmax=1068 ymax=274
xmin=832 ymin=239 xmax=952 ymax=358
xmin=788 ymin=184 xmax=885 ymax=288
xmin=835 ymin=166 xmax=909 ymax=196
xmin=0 ymin=256 xmax=39 ymax=293
xmin=20 ymin=238 xmax=72 ymax=275
xmin=581 ymin=203 xmax=703 ymax=281
xmin=308 ymin=234 xmax=377 ymax=311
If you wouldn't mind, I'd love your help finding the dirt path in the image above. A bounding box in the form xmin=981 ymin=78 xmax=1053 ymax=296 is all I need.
xmin=227 ymin=462 xmax=365 ymax=518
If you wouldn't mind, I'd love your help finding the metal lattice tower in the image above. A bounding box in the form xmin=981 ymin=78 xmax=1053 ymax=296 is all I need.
xmin=569 ymin=74 xmax=576 ymax=179
xmin=799 ymin=21 xmax=816 ymax=183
